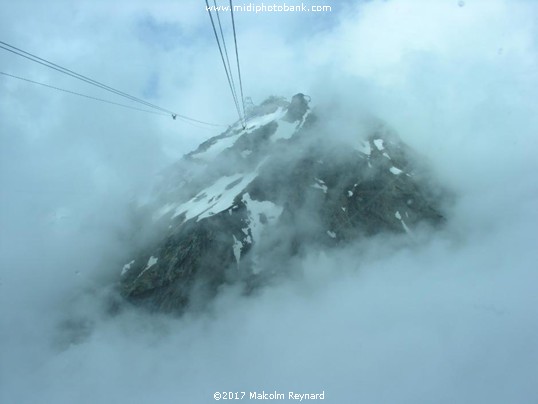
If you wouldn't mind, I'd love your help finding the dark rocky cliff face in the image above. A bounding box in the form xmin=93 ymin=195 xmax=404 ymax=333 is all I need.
xmin=119 ymin=94 xmax=445 ymax=313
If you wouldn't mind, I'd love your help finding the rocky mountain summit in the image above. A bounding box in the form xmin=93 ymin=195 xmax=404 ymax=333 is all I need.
xmin=119 ymin=94 xmax=444 ymax=313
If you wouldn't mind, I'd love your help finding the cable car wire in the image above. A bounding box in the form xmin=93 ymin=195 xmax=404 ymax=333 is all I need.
xmin=229 ymin=0 xmax=246 ymax=120
xmin=204 ymin=0 xmax=244 ymax=127
xmin=213 ymin=0 xmax=240 ymax=114
xmin=0 ymin=40 xmax=226 ymax=127
xmin=1 ymin=71 xmax=176 ymax=117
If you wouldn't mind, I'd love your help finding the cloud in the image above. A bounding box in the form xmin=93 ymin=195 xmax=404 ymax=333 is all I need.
xmin=1 ymin=0 xmax=538 ymax=403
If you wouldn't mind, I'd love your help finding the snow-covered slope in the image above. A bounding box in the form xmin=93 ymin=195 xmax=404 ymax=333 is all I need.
xmin=119 ymin=94 xmax=444 ymax=312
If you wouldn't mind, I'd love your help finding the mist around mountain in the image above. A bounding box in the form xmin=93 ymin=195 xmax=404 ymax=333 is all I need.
xmin=1 ymin=1 xmax=538 ymax=403
xmin=118 ymin=93 xmax=446 ymax=314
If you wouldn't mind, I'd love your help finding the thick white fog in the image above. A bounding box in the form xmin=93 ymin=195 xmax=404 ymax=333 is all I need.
xmin=1 ymin=1 xmax=537 ymax=403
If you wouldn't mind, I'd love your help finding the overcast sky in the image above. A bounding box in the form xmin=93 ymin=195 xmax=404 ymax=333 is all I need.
xmin=1 ymin=1 xmax=538 ymax=403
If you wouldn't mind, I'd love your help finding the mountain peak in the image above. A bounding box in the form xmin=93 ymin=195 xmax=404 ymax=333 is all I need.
xmin=119 ymin=94 xmax=444 ymax=313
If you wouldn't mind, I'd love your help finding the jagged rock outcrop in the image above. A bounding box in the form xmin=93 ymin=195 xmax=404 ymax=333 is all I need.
xmin=119 ymin=94 xmax=444 ymax=312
